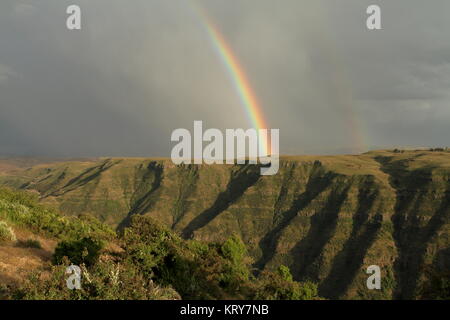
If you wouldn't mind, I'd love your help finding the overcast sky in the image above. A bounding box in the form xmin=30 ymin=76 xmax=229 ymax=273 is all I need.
xmin=1 ymin=0 xmax=449 ymax=157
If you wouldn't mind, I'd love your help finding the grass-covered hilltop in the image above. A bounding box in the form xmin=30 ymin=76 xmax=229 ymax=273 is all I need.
xmin=0 ymin=149 xmax=449 ymax=300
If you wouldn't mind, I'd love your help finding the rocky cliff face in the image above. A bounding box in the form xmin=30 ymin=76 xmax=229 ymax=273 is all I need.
xmin=1 ymin=150 xmax=449 ymax=299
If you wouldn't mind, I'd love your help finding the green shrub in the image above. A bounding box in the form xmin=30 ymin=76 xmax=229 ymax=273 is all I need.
xmin=0 ymin=187 xmax=115 ymax=242
xmin=0 ymin=188 xmax=325 ymax=301
xmin=123 ymin=215 xmax=177 ymax=278
xmin=53 ymin=237 xmax=103 ymax=266
xmin=14 ymin=261 xmax=181 ymax=300
xmin=218 ymin=235 xmax=250 ymax=289
xmin=254 ymin=266 xmax=319 ymax=300
xmin=123 ymin=216 xmax=237 ymax=299
xmin=277 ymin=265 xmax=293 ymax=281
xmin=220 ymin=235 xmax=247 ymax=263
xmin=0 ymin=221 xmax=16 ymax=242
xmin=7 ymin=213 xmax=322 ymax=300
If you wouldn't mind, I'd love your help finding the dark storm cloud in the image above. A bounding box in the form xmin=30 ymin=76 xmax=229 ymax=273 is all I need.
xmin=1 ymin=0 xmax=449 ymax=156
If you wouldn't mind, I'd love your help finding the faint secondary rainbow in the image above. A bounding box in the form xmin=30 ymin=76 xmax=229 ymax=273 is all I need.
xmin=190 ymin=2 xmax=270 ymax=155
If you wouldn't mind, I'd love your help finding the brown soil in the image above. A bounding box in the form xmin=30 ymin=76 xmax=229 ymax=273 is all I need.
xmin=0 ymin=227 xmax=56 ymax=288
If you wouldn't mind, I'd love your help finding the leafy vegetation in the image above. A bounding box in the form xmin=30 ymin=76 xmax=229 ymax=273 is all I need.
xmin=0 ymin=187 xmax=320 ymax=300
xmin=14 ymin=261 xmax=181 ymax=300
xmin=53 ymin=237 xmax=104 ymax=266
xmin=254 ymin=266 xmax=319 ymax=300
xmin=120 ymin=215 xmax=320 ymax=300
xmin=0 ymin=187 xmax=115 ymax=242
xmin=0 ymin=220 xmax=16 ymax=242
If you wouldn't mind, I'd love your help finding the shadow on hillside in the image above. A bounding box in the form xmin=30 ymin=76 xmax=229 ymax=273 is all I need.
xmin=254 ymin=163 xmax=336 ymax=271
xmin=182 ymin=164 xmax=261 ymax=239
xmin=289 ymin=181 xmax=351 ymax=282
xmin=45 ymin=159 xmax=118 ymax=198
xmin=117 ymin=161 xmax=164 ymax=231
xmin=319 ymin=176 xmax=382 ymax=299
xmin=375 ymin=155 xmax=449 ymax=299
xmin=171 ymin=165 xmax=199 ymax=229
xmin=393 ymin=181 xmax=450 ymax=299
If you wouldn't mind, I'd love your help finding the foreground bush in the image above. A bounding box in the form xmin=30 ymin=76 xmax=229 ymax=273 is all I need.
xmin=122 ymin=216 xmax=321 ymax=300
xmin=254 ymin=266 xmax=319 ymax=300
xmin=217 ymin=235 xmax=250 ymax=290
xmin=0 ymin=188 xmax=322 ymax=300
xmin=0 ymin=220 xmax=16 ymax=242
xmin=14 ymin=261 xmax=181 ymax=300
xmin=0 ymin=187 xmax=115 ymax=242
xmin=53 ymin=237 xmax=103 ymax=266
xmin=122 ymin=216 xmax=220 ymax=299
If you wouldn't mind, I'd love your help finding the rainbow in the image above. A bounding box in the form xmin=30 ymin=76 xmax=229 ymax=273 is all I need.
xmin=190 ymin=2 xmax=270 ymax=155
xmin=190 ymin=1 xmax=368 ymax=155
